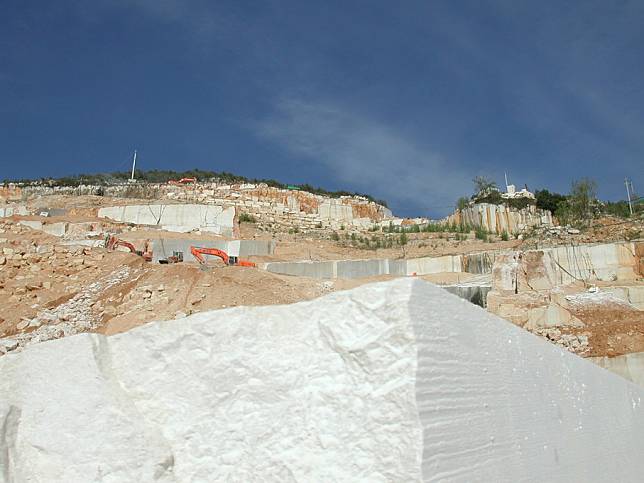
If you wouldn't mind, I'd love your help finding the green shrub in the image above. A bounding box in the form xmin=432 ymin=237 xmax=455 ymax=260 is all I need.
xmin=475 ymin=226 xmax=488 ymax=241
xmin=456 ymin=196 xmax=470 ymax=211
xmin=506 ymin=197 xmax=535 ymax=210
xmin=331 ymin=232 xmax=340 ymax=241
xmin=501 ymin=230 xmax=509 ymax=241
xmin=602 ymin=200 xmax=632 ymax=218
xmin=535 ymin=189 xmax=567 ymax=213
xmin=238 ymin=213 xmax=256 ymax=223
xmin=475 ymin=191 xmax=503 ymax=205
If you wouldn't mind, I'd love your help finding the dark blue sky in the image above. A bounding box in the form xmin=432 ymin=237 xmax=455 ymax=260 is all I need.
xmin=1 ymin=1 xmax=642 ymax=217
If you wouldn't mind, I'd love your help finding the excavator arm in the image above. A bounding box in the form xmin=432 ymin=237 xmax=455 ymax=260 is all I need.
xmin=105 ymin=235 xmax=153 ymax=262
xmin=189 ymin=246 xmax=256 ymax=268
xmin=168 ymin=178 xmax=197 ymax=185
xmin=190 ymin=246 xmax=229 ymax=265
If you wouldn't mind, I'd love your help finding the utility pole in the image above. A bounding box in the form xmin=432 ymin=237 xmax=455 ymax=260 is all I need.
xmin=625 ymin=177 xmax=633 ymax=215
xmin=130 ymin=150 xmax=137 ymax=182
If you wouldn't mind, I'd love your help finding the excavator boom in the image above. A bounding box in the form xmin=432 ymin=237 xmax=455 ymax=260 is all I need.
xmin=190 ymin=246 xmax=229 ymax=265
xmin=105 ymin=235 xmax=153 ymax=262
xmin=189 ymin=246 xmax=256 ymax=268
xmin=168 ymin=177 xmax=197 ymax=185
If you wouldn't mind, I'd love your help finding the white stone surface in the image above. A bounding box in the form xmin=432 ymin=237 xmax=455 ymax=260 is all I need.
xmin=406 ymin=254 xmax=462 ymax=275
xmin=41 ymin=222 xmax=68 ymax=237
xmin=98 ymin=204 xmax=236 ymax=235
xmin=17 ymin=220 xmax=43 ymax=231
xmin=0 ymin=205 xmax=28 ymax=218
xmin=546 ymin=242 xmax=638 ymax=283
xmin=448 ymin=202 xmax=553 ymax=234
xmin=1 ymin=279 xmax=644 ymax=482
xmin=318 ymin=200 xmax=353 ymax=221
xmin=590 ymin=351 xmax=644 ymax=388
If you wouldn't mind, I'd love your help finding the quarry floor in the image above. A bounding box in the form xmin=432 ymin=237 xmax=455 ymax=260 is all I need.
xmin=1 ymin=194 xmax=642 ymax=360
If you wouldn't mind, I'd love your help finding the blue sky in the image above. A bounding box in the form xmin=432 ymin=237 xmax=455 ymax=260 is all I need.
xmin=1 ymin=0 xmax=642 ymax=217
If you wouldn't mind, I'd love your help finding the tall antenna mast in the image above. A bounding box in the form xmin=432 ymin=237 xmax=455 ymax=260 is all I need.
xmin=130 ymin=150 xmax=137 ymax=182
xmin=625 ymin=177 xmax=633 ymax=215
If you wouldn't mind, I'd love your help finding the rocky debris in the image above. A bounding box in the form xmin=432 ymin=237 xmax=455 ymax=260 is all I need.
xmin=319 ymin=280 xmax=334 ymax=292
xmin=0 ymin=266 xmax=138 ymax=353
xmin=533 ymin=327 xmax=590 ymax=355
xmin=525 ymin=216 xmax=643 ymax=247
xmin=0 ymin=338 xmax=18 ymax=354
xmin=565 ymin=290 xmax=635 ymax=309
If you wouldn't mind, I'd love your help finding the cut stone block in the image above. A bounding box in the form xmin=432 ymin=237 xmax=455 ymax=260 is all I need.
xmin=1 ymin=279 xmax=644 ymax=481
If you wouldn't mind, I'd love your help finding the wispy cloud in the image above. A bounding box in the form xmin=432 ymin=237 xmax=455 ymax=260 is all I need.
xmin=256 ymin=99 xmax=470 ymax=216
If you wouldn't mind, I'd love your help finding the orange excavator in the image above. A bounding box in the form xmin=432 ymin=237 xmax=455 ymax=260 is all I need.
xmin=168 ymin=177 xmax=197 ymax=186
xmin=190 ymin=246 xmax=256 ymax=268
xmin=105 ymin=235 xmax=153 ymax=262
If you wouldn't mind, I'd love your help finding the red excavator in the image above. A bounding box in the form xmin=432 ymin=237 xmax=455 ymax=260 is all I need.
xmin=168 ymin=178 xmax=197 ymax=186
xmin=190 ymin=246 xmax=256 ymax=268
xmin=105 ymin=235 xmax=153 ymax=262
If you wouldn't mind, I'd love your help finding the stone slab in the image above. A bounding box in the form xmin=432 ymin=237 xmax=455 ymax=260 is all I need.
xmin=590 ymin=352 xmax=644 ymax=388
xmin=152 ymin=239 xmax=275 ymax=263
xmin=98 ymin=204 xmax=236 ymax=236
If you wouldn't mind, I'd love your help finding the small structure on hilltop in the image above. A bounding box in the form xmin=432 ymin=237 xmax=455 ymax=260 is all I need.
xmin=446 ymin=175 xmax=552 ymax=235
xmin=501 ymin=184 xmax=535 ymax=200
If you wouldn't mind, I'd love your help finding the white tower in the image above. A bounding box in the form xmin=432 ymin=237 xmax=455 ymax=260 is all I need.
xmin=129 ymin=150 xmax=137 ymax=183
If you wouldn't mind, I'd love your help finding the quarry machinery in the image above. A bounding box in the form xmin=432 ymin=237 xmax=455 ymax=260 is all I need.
xmin=158 ymin=251 xmax=184 ymax=264
xmin=105 ymin=235 xmax=153 ymax=262
xmin=190 ymin=246 xmax=256 ymax=268
xmin=168 ymin=178 xmax=197 ymax=185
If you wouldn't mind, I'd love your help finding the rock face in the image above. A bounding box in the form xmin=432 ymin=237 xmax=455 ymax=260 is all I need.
xmin=97 ymin=204 xmax=236 ymax=236
xmin=24 ymin=182 xmax=393 ymax=231
xmin=446 ymin=202 xmax=553 ymax=235
xmin=2 ymin=279 xmax=644 ymax=482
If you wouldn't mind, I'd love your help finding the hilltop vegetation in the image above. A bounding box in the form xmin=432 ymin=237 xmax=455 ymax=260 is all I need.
xmin=456 ymin=176 xmax=642 ymax=223
xmin=3 ymin=169 xmax=389 ymax=208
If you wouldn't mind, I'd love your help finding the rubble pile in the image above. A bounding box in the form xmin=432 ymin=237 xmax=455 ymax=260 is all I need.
xmin=533 ymin=328 xmax=590 ymax=355
xmin=2 ymin=266 xmax=139 ymax=353
xmin=525 ymin=216 xmax=643 ymax=247
xmin=0 ymin=218 xmax=147 ymax=349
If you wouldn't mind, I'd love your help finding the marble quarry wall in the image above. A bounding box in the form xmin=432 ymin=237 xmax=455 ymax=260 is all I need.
xmin=152 ymin=238 xmax=275 ymax=263
xmin=590 ymin=352 xmax=644 ymax=388
xmin=486 ymin=242 xmax=642 ymax=339
xmin=263 ymin=251 xmax=498 ymax=279
xmin=21 ymin=182 xmax=393 ymax=230
xmin=447 ymin=203 xmax=553 ymax=234
xmin=97 ymin=204 xmax=236 ymax=236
